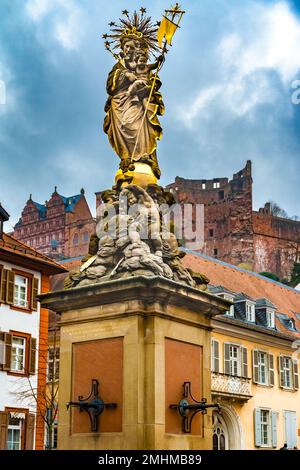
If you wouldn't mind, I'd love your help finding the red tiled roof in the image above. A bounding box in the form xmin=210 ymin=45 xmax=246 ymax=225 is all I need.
xmin=0 ymin=233 xmax=67 ymax=274
xmin=183 ymin=251 xmax=300 ymax=338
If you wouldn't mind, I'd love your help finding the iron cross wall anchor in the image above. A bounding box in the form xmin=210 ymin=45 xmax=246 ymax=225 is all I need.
xmin=170 ymin=381 xmax=221 ymax=433
xmin=67 ymin=379 xmax=117 ymax=432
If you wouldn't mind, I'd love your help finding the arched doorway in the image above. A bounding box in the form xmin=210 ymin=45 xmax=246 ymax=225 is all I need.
xmin=212 ymin=404 xmax=243 ymax=450
xmin=213 ymin=413 xmax=229 ymax=450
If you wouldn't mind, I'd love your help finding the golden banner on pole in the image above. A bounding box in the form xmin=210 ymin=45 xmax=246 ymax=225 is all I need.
xmin=157 ymin=17 xmax=178 ymax=47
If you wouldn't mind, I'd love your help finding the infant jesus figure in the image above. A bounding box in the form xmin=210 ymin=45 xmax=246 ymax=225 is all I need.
xmin=127 ymin=51 xmax=163 ymax=98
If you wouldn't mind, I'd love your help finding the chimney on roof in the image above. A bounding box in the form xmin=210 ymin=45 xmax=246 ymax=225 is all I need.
xmin=0 ymin=203 xmax=10 ymax=240
xmin=80 ymin=188 xmax=85 ymax=195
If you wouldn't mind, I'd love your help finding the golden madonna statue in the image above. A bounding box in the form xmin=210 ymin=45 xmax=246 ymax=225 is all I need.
xmin=103 ymin=7 xmax=183 ymax=188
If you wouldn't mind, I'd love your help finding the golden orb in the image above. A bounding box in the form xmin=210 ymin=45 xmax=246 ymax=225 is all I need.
xmin=115 ymin=162 xmax=158 ymax=189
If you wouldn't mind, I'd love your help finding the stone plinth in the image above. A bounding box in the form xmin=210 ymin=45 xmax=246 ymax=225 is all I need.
xmin=40 ymin=276 xmax=230 ymax=450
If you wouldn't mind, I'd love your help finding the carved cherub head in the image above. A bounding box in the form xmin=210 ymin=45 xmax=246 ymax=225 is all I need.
xmin=101 ymin=189 xmax=119 ymax=205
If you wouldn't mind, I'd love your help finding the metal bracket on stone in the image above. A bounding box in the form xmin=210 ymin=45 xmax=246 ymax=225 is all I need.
xmin=170 ymin=381 xmax=221 ymax=433
xmin=66 ymin=379 xmax=117 ymax=432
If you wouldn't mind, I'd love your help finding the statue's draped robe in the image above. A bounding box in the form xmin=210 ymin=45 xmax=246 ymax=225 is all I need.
xmin=104 ymin=63 xmax=164 ymax=166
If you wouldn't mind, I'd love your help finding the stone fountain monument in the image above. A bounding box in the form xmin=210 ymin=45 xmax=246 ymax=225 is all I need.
xmin=40 ymin=5 xmax=230 ymax=450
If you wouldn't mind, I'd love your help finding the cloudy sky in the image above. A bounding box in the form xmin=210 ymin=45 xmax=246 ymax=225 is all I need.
xmin=1 ymin=0 xmax=300 ymax=228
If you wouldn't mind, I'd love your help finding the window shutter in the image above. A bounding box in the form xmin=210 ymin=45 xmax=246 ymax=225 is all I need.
xmin=0 ymin=411 xmax=8 ymax=450
xmin=271 ymin=411 xmax=277 ymax=448
xmin=293 ymin=360 xmax=299 ymax=390
xmin=224 ymin=343 xmax=230 ymax=375
xmin=0 ymin=332 xmax=5 ymax=370
xmin=3 ymin=333 xmax=12 ymax=371
xmin=0 ymin=269 xmax=8 ymax=303
xmin=254 ymin=408 xmax=261 ymax=447
xmin=241 ymin=347 xmax=248 ymax=378
xmin=0 ymin=268 xmax=2 ymax=301
xmin=252 ymin=350 xmax=259 ymax=383
xmin=31 ymin=278 xmax=39 ymax=311
xmin=211 ymin=339 xmax=219 ymax=373
xmin=278 ymin=355 xmax=284 ymax=388
xmin=29 ymin=337 xmax=37 ymax=375
xmin=25 ymin=413 xmax=35 ymax=450
xmin=269 ymin=354 xmax=275 ymax=386
xmin=6 ymin=270 xmax=15 ymax=305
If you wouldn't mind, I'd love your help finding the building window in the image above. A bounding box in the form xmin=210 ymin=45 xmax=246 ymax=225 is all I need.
xmin=279 ymin=356 xmax=293 ymax=389
xmin=11 ymin=336 xmax=26 ymax=372
xmin=218 ymin=190 xmax=224 ymax=200
xmin=1 ymin=270 xmax=38 ymax=313
xmin=260 ymin=409 xmax=271 ymax=446
xmin=253 ymin=350 xmax=275 ymax=386
xmin=83 ymin=231 xmax=89 ymax=242
xmin=283 ymin=357 xmax=292 ymax=388
xmin=226 ymin=305 xmax=234 ymax=316
xmin=266 ymin=309 xmax=275 ymax=328
xmin=213 ymin=182 xmax=220 ymax=189
xmin=0 ymin=332 xmax=36 ymax=376
xmin=7 ymin=414 xmax=24 ymax=450
xmin=217 ymin=293 xmax=234 ymax=316
xmin=213 ymin=248 xmax=218 ymax=257
xmin=202 ymin=183 xmax=206 ymax=190
xmin=286 ymin=319 xmax=296 ymax=330
xmin=209 ymin=229 xmax=214 ymax=237
xmin=14 ymin=275 xmax=28 ymax=309
xmin=45 ymin=408 xmax=58 ymax=450
xmin=246 ymin=302 xmax=255 ymax=322
xmin=73 ymin=233 xmax=79 ymax=245
xmin=228 ymin=344 xmax=239 ymax=376
xmin=224 ymin=343 xmax=248 ymax=377
xmin=257 ymin=352 xmax=267 ymax=385
xmin=48 ymin=347 xmax=60 ymax=382
xmin=211 ymin=339 xmax=219 ymax=373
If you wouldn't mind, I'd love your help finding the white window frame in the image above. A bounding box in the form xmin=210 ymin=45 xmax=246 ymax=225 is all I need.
xmin=266 ymin=308 xmax=275 ymax=328
xmin=282 ymin=356 xmax=293 ymax=389
xmin=216 ymin=292 xmax=235 ymax=316
xmin=260 ymin=409 xmax=271 ymax=447
xmin=222 ymin=293 xmax=235 ymax=316
xmin=202 ymin=183 xmax=206 ymax=190
xmin=246 ymin=301 xmax=255 ymax=322
xmin=11 ymin=336 xmax=26 ymax=372
xmin=213 ymin=182 xmax=220 ymax=189
xmin=7 ymin=413 xmax=25 ymax=450
xmin=13 ymin=274 xmax=29 ymax=309
xmin=229 ymin=344 xmax=241 ymax=376
xmin=257 ymin=351 xmax=268 ymax=385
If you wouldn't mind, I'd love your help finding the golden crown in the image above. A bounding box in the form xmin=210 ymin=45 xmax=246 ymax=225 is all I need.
xmin=124 ymin=27 xmax=143 ymax=38
xmin=103 ymin=8 xmax=159 ymax=56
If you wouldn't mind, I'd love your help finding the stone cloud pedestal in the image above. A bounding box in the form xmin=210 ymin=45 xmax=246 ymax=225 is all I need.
xmin=40 ymin=276 xmax=229 ymax=450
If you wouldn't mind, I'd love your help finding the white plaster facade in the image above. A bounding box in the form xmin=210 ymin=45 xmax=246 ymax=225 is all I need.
xmin=0 ymin=259 xmax=41 ymax=449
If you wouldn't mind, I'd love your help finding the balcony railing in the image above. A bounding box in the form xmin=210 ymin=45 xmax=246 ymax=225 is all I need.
xmin=211 ymin=372 xmax=252 ymax=401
